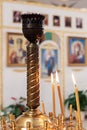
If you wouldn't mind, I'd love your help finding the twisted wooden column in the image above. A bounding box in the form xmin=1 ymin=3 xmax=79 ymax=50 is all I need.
xmin=21 ymin=13 xmax=44 ymax=110
xmin=27 ymin=43 xmax=39 ymax=109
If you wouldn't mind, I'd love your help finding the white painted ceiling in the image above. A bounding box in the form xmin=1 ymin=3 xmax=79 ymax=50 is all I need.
xmin=19 ymin=0 xmax=87 ymax=9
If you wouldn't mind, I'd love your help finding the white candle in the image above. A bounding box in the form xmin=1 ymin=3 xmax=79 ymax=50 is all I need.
xmin=51 ymin=73 xmax=56 ymax=118
xmin=56 ymin=71 xmax=65 ymax=116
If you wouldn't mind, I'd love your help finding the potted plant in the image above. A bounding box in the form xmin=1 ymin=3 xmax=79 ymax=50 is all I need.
xmin=1 ymin=97 xmax=28 ymax=119
xmin=64 ymin=90 xmax=87 ymax=120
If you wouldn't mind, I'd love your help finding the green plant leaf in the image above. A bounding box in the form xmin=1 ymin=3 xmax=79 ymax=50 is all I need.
xmin=64 ymin=90 xmax=87 ymax=111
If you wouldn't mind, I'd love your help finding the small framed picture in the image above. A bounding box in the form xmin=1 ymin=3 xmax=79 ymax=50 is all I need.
xmin=76 ymin=17 xmax=83 ymax=28
xmin=43 ymin=14 xmax=48 ymax=26
xmin=65 ymin=17 xmax=72 ymax=27
xmin=13 ymin=11 xmax=22 ymax=23
xmin=67 ymin=36 xmax=86 ymax=66
xmin=40 ymin=41 xmax=59 ymax=80
xmin=7 ymin=32 xmax=27 ymax=66
xmin=53 ymin=15 xmax=60 ymax=26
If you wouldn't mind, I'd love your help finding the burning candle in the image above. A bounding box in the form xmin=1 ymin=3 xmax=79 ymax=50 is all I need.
xmin=56 ymin=71 xmax=65 ymax=116
xmin=51 ymin=73 xmax=56 ymax=118
xmin=72 ymin=73 xmax=81 ymax=123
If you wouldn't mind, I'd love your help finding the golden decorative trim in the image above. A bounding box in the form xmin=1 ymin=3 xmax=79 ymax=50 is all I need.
xmin=44 ymin=29 xmax=87 ymax=35
xmin=0 ymin=1 xmax=3 ymax=109
xmin=13 ymin=69 xmax=26 ymax=72
xmin=60 ymin=33 xmax=65 ymax=102
xmin=72 ymin=69 xmax=83 ymax=72
xmin=2 ymin=0 xmax=87 ymax=13
xmin=2 ymin=26 xmax=22 ymax=30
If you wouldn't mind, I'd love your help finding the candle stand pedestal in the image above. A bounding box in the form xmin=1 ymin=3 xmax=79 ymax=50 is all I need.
xmin=15 ymin=14 xmax=55 ymax=130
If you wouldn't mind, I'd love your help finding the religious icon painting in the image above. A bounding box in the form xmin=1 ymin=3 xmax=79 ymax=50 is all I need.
xmin=65 ymin=16 xmax=72 ymax=27
xmin=67 ymin=36 xmax=86 ymax=66
xmin=39 ymin=40 xmax=59 ymax=80
xmin=7 ymin=32 xmax=27 ymax=66
xmin=13 ymin=11 xmax=22 ymax=23
xmin=53 ymin=15 xmax=60 ymax=26
xmin=76 ymin=17 xmax=83 ymax=28
xmin=43 ymin=14 xmax=49 ymax=26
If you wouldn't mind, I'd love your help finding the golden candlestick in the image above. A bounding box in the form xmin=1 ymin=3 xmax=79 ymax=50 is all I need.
xmin=15 ymin=14 xmax=55 ymax=130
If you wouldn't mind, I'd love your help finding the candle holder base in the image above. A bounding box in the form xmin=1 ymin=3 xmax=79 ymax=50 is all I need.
xmin=16 ymin=108 xmax=55 ymax=130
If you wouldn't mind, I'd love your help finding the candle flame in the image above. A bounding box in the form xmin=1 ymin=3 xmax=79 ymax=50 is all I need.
xmin=72 ymin=73 xmax=76 ymax=85
xmin=51 ymin=73 xmax=54 ymax=84
xmin=56 ymin=71 xmax=59 ymax=83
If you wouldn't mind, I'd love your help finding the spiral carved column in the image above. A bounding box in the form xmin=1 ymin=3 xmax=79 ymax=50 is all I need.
xmin=21 ymin=13 xmax=44 ymax=109
xmin=27 ymin=43 xmax=39 ymax=109
xmin=16 ymin=14 xmax=55 ymax=129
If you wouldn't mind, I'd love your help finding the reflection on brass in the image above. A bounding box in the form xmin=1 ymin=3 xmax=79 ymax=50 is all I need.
xmin=26 ymin=122 xmax=31 ymax=129
xmin=1 ymin=117 xmax=6 ymax=129
xmin=56 ymin=119 xmax=59 ymax=128
xmin=11 ymin=121 xmax=16 ymax=130
xmin=49 ymin=112 xmax=53 ymax=121
xmin=9 ymin=114 xmax=15 ymax=122
xmin=16 ymin=109 xmax=55 ymax=129
xmin=67 ymin=114 xmax=75 ymax=130
xmin=44 ymin=120 xmax=48 ymax=129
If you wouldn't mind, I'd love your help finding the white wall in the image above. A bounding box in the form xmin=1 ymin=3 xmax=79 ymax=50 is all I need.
xmin=2 ymin=28 xmax=27 ymax=107
xmin=1 ymin=1 xmax=87 ymax=116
